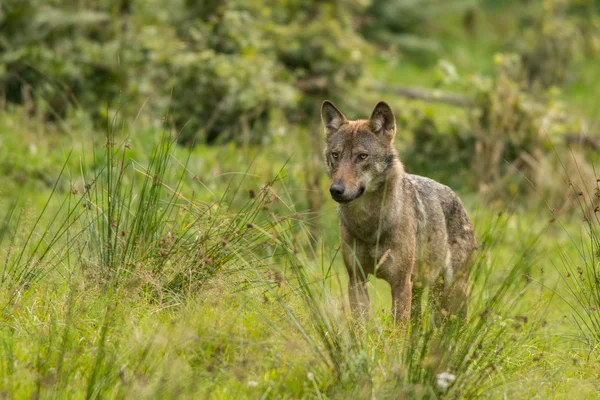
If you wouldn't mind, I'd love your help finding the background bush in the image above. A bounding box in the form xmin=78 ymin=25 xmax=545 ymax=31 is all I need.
xmin=0 ymin=0 xmax=368 ymax=144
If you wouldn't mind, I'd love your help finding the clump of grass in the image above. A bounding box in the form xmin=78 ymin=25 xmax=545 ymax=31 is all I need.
xmin=0 ymin=121 xmax=281 ymax=307
xmin=0 ymin=117 xmax=309 ymax=398
xmin=0 ymin=154 xmax=83 ymax=310
xmin=552 ymin=150 xmax=600 ymax=353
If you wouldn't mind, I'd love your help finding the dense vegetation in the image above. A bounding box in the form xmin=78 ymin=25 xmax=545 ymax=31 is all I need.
xmin=1 ymin=0 xmax=600 ymax=398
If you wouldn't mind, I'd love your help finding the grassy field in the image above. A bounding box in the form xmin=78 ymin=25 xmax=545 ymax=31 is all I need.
xmin=2 ymin=4 xmax=600 ymax=399
xmin=1 ymin=107 xmax=600 ymax=398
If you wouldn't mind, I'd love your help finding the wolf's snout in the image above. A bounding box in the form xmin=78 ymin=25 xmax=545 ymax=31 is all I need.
xmin=330 ymin=183 xmax=365 ymax=203
xmin=330 ymin=183 xmax=345 ymax=197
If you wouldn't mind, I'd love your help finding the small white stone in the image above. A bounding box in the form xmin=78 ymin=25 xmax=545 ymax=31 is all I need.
xmin=436 ymin=372 xmax=456 ymax=390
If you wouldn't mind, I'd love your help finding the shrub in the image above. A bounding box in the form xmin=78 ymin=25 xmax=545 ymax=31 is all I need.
xmin=0 ymin=0 xmax=369 ymax=144
xmin=509 ymin=0 xmax=596 ymax=88
xmin=405 ymin=54 xmax=582 ymax=205
xmin=0 ymin=1 xmax=126 ymax=122
xmin=362 ymin=0 xmax=476 ymax=64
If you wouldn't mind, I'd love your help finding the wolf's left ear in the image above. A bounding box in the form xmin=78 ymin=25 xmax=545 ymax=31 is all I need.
xmin=370 ymin=101 xmax=396 ymax=139
xmin=321 ymin=101 xmax=347 ymax=136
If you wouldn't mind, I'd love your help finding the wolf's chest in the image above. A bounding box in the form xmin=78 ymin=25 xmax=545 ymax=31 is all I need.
xmin=339 ymin=202 xmax=397 ymax=244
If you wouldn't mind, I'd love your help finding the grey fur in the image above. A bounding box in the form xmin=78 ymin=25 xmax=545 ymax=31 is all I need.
xmin=321 ymin=100 xmax=476 ymax=322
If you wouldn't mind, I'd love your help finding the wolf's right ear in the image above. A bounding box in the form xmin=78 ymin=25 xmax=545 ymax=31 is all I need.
xmin=321 ymin=101 xmax=347 ymax=136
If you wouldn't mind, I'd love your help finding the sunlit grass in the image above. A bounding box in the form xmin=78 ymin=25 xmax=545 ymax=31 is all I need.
xmin=1 ymin=111 xmax=599 ymax=398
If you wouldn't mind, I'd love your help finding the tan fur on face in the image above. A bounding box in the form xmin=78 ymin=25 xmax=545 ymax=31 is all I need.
xmin=324 ymin=119 xmax=398 ymax=199
xmin=321 ymin=100 xmax=476 ymax=323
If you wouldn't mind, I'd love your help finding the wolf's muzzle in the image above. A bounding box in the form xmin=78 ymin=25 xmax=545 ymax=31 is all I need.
xmin=330 ymin=183 xmax=345 ymax=197
xmin=330 ymin=184 xmax=365 ymax=203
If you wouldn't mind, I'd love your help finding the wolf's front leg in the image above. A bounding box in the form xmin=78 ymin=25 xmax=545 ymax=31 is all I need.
xmin=388 ymin=254 xmax=416 ymax=323
xmin=443 ymin=269 xmax=469 ymax=321
xmin=341 ymin=229 xmax=372 ymax=319
xmin=391 ymin=277 xmax=413 ymax=323
xmin=348 ymin=274 xmax=369 ymax=319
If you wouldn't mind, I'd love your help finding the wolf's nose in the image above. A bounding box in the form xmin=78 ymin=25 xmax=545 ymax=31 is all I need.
xmin=330 ymin=183 xmax=345 ymax=197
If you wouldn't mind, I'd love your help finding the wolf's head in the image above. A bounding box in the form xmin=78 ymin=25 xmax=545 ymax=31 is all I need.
xmin=321 ymin=101 xmax=399 ymax=203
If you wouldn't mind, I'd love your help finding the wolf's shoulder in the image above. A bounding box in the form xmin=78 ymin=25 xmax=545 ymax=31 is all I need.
xmin=404 ymin=174 xmax=452 ymax=196
xmin=403 ymin=173 xmax=464 ymax=211
xmin=404 ymin=173 xmax=471 ymax=227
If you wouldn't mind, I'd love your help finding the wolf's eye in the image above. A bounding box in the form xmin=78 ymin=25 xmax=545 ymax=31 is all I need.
xmin=359 ymin=153 xmax=368 ymax=160
xmin=331 ymin=152 xmax=339 ymax=159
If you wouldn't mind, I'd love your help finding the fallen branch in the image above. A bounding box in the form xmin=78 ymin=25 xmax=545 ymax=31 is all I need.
xmin=368 ymin=81 xmax=473 ymax=108
xmin=564 ymin=134 xmax=600 ymax=152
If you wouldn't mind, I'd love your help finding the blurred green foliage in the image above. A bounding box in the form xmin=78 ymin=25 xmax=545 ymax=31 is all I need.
xmin=362 ymin=0 xmax=477 ymax=64
xmin=0 ymin=0 xmax=368 ymax=144
xmin=408 ymin=55 xmax=565 ymax=196
xmin=511 ymin=0 xmax=600 ymax=88
xmin=0 ymin=0 xmax=598 ymax=148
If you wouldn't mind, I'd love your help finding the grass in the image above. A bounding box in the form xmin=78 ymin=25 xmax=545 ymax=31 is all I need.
xmin=1 ymin=105 xmax=600 ymax=399
xmin=2 ymin=4 xmax=600 ymax=397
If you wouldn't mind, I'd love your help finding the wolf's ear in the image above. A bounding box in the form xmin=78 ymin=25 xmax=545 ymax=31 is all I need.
xmin=321 ymin=101 xmax=347 ymax=136
xmin=369 ymin=101 xmax=396 ymax=139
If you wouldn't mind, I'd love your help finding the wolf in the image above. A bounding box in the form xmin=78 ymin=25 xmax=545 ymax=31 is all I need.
xmin=321 ymin=100 xmax=476 ymax=322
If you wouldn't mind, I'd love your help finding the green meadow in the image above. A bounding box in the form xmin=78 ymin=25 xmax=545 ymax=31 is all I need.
xmin=1 ymin=1 xmax=600 ymax=398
